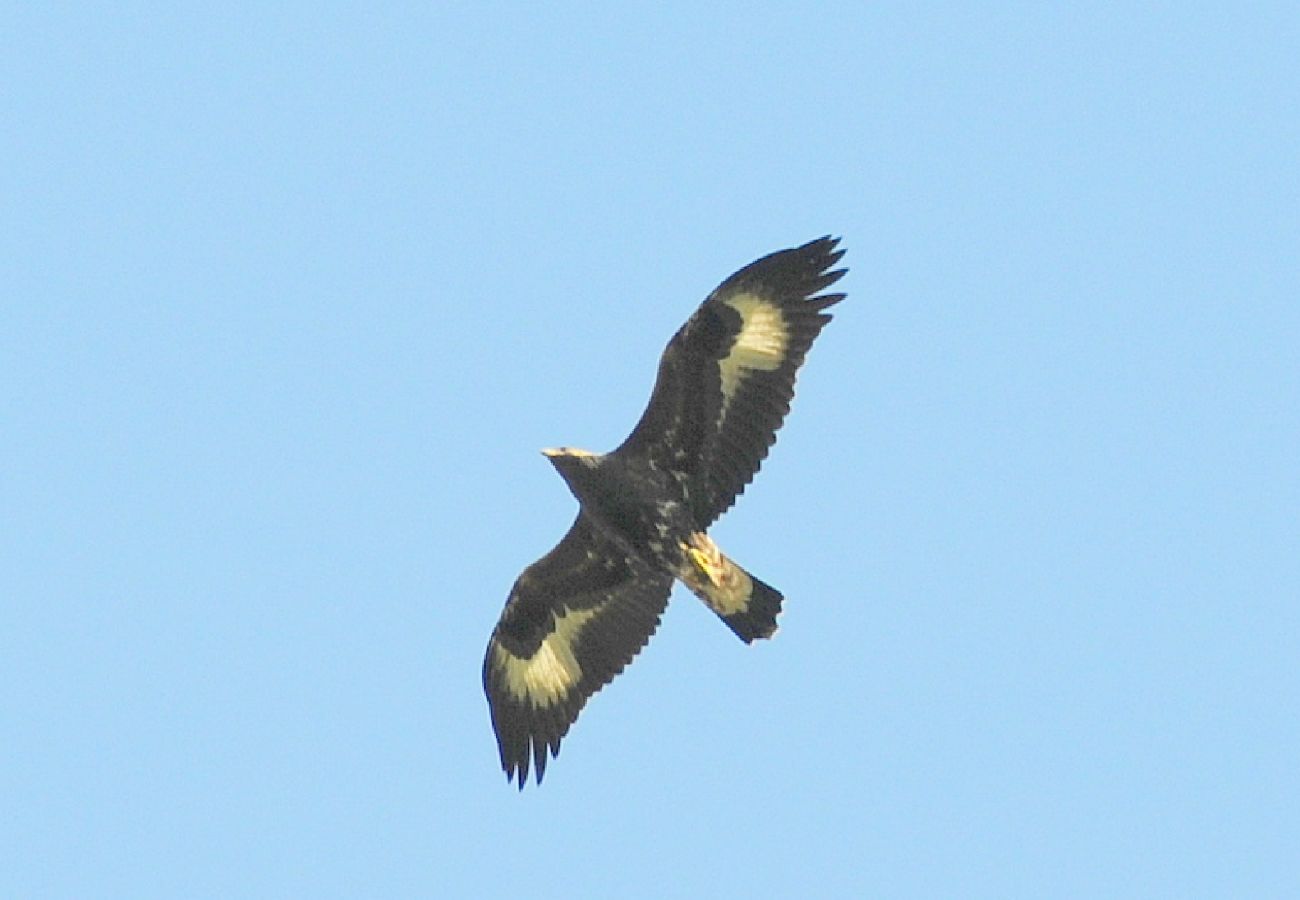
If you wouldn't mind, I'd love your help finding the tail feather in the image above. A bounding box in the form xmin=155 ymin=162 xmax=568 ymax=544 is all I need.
xmin=677 ymin=532 xmax=784 ymax=644
xmin=718 ymin=572 xmax=782 ymax=643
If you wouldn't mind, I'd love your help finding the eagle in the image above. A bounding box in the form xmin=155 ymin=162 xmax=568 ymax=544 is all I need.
xmin=483 ymin=237 xmax=847 ymax=787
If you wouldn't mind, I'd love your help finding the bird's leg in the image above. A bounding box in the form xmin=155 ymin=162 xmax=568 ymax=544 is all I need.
xmin=682 ymin=532 xmax=727 ymax=588
xmin=676 ymin=531 xmax=760 ymax=625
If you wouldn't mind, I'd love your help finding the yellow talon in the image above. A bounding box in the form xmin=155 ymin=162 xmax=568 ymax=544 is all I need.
xmin=686 ymin=542 xmax=724 ymax=587
xmin=688 ymin=546 xmax=711 ymax=572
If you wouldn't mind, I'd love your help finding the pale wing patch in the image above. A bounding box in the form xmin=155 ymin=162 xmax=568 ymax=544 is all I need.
xmin=492 ymin=605 xmax=601 ymax=708
xmin=717 ymin=293 xmax=790 ymax=406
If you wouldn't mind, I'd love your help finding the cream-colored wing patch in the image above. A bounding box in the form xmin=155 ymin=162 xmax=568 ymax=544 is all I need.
xmin=492 ymin=605 xmax=601 ymax=708
xmin=717 ymin=293 xmax=790 ymax=405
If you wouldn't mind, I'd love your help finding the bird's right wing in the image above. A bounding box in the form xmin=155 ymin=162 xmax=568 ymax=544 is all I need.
xmin=483 ymin=514 xmax=673 ymax=787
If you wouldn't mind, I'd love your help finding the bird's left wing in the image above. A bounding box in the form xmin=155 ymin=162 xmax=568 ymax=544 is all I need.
xmin=483 ymin=514 xmax=673 ymax=787
xmin=616 ymin=237 xmax=846 ymax=525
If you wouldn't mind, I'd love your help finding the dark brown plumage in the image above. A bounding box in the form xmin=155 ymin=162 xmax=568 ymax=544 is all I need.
xmin=483 ymin=237 xmax=847 ymax=787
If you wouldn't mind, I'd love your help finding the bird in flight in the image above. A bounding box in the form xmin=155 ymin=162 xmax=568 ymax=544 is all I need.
xmin=483 ymin=237 xmax=848 ymax=787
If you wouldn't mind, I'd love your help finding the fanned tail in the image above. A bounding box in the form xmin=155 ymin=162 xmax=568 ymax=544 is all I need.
xmin=677 ymin=532 xmax=783 ymax=644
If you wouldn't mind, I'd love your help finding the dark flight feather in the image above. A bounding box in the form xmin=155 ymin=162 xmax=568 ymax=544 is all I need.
xmin=484 ymin=237 xmax=847 ymax=787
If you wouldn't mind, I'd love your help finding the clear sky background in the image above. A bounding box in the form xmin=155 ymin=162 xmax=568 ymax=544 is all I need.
xmin=3 ymin=4 xmax=1298 ymax=898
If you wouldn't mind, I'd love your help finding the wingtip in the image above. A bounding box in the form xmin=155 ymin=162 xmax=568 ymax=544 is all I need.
xmin=505 ymin=756 xmax=534 ymax=790
xmin=800 ymin=234 xmax=843 ymax=256
xmin=795 ymin=235 xmax=847 ymax=281
xmin=500 ymin=734 xmax=557 ymax=790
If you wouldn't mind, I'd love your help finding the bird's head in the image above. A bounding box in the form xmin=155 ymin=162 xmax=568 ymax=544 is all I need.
xmin=540 ymin=444 xmax=595 ymax=460
xmin=541 ymin=447 xmax=602 ymax=484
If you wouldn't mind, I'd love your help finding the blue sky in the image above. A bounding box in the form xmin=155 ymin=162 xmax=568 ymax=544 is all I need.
xmin=3 ymin=3 xmax=1297 ymax=897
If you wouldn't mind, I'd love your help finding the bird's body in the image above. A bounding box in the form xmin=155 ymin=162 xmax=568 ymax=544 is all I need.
xmin=544 ymin=451 xmax=692 ymax=574
xmin=484 ymin=237 xmax=847 ymax=787
xmin=544 ymin=447 xmax=782 ymax=641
